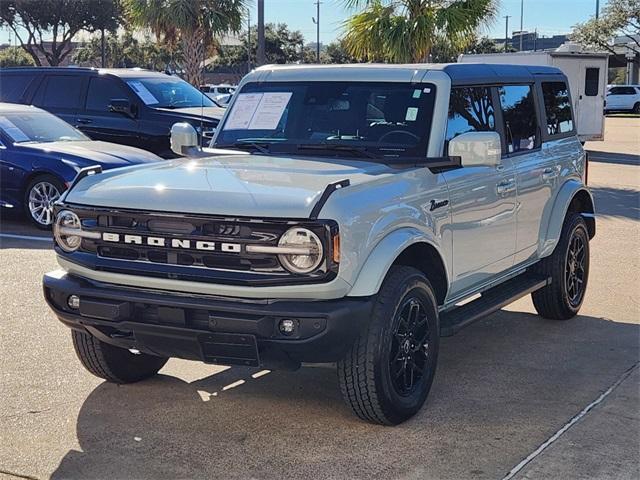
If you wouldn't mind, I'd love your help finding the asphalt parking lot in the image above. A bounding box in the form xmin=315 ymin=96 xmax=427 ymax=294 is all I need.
xmin=1 ymin=117 xmax=638 ymax=480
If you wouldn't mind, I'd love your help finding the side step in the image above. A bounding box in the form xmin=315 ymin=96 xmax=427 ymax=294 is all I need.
xmin=440 ymin=273 xmax=551 ymax=337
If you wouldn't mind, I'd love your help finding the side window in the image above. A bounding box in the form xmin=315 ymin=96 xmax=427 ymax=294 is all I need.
xmin=498 ymin=85 xmax=538 ymax=153
xmin=608 ymin=87 xmax=624 ymax=95
xmin=445 ymin=86 xmax=495 ymax=141
xmin=0 ymin=74 xmax=34 ymax=103
xmin=541 ymin=82 xmax=574 ymax=136
xmin=34 ymin=76 xmax=83 ymax=109
xmin=85 ymin=77 xmax=129 ymax=112
xmin=585 ymin=68 xmax=599 ymax=96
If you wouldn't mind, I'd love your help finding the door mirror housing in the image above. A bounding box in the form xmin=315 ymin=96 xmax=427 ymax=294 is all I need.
xmin=108 ymin=98 xmax=134 ymax=117
xmin=448 ymin=131 xmax=502 ymax=168
xmin=170 ymin=122 xmax=199 ymax=157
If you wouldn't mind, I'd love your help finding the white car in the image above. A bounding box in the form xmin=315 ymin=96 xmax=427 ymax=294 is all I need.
xmin=605 ymin=85 xmax=640 ymax=113
xmin=200 ymin=84 xmax=236 ymax=104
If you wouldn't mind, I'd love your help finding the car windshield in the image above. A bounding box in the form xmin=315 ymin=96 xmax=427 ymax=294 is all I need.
xmin=0 ymin=111 xmax=88 ymax=144
xmin=215 ymin=81 xmax=436 ymax=161
xmin=127 ymin=76 xmax=215 ymax=109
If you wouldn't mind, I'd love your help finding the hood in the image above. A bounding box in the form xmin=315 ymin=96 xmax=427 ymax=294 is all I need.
xmin=64 ymin=154 xmax=394 ymax=218
xmin=19 ymin=140 xmax=162 ymax=169
xmin=154 ymin=105 xmax=226 ymax=121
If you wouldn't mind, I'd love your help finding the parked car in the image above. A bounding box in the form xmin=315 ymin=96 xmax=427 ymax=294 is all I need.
xmin=0 ymin=67 xmax=226 ymax=157
xmin=200 ymin=83 xmax=236 ymax=104
xmin=605 ymin=85 xmax=640 ymax=113
xmin=43 ymin=63 xmax=594 ymax=425
xmin=0 ymin=103 xmax=161 ymax=228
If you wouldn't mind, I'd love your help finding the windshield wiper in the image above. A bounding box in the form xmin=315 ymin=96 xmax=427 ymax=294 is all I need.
xmin=216 ymin=141 xmax=270 ymax=154
xmin=295 ymin=143 xmax=379 ymax=159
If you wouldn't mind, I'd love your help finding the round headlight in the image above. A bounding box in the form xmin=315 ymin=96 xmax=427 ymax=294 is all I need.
xmin=278 ymin=227 xmax=323 ymax=274
xmin=53 ymin=210 xmax=82 ymax=252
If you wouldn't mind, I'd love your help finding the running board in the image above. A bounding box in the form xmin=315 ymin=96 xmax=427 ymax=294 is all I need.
xmin=440 ymin=273 xmax=551 ymax=337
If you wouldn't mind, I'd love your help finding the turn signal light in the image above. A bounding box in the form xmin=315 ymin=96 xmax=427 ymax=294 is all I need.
xmin=332 ymin=233 xmax=340 ymax=263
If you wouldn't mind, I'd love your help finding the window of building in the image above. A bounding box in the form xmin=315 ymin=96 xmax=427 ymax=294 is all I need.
xmin=541 ymin=82 xmax=574 ymax=135
xmin=445 ymin=87 xmax=496 ymax=142
xmin=498 ymin=85 xmax=538 ymax=153
xmin=585 ymin=68 xmax=600 ymax=96
xmin=85 ymin=77 xmax=129 ymax=111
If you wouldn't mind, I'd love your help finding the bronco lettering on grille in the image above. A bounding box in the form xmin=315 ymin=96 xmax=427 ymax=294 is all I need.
xmin=102 ymin=233 xmax=242 ymax=253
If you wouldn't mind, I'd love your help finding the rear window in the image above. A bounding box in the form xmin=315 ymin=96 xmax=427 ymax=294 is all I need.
xmin=0 ymin=74 xmax=34 ymax=103
xmin=34 ymin=75 xmax=83 ymax=109
xmin=585 ymin=68 xmax=600 ymax=96
xmin=445 ymin=87 xmax=496 ymax=142
xmin=498 ymin=85 xmax=539 ymax=153
xmin=541 ymin=82 xmax=574 ymax=136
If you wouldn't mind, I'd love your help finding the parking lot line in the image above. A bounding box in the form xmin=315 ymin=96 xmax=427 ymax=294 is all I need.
xmin=501 ymin=362 xmax=640 ymax=480
xmin=0 ymin=233 xmax=51 ymax=242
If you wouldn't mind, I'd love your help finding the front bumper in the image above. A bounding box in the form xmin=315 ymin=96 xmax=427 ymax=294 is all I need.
xmin=43 ymin=271 xmax=373 ymax=370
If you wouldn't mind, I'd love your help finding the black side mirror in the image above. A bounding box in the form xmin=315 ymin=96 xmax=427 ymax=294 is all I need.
xmin=108 ymin=98 xmax=134 ymax=117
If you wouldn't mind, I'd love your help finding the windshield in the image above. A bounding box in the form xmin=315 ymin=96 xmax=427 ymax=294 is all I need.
xmin=215 ymin=81 xmax=436 ymax=160
xmin=0 ymin=111 xmax=88 ymax=144
xmin=127 ymin=76 xmax=215 ymax=109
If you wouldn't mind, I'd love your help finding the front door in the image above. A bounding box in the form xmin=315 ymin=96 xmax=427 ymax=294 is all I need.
xmin=442 ymin=86 xmax=517 ymax=298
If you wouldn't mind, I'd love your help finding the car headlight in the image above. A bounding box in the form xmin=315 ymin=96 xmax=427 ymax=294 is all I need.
xmin=277 ymin=227 xmax=324 ymax=274
xmin=53 ymin=210 xmax=82 ymax=252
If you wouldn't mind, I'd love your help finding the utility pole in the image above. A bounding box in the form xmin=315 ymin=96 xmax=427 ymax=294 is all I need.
xmin=312 ymin=1 xmax=321 ymax=63
xmin=519 ymin=0 xmax=524 ymax=51
xmin=247 ymin=8 xmax=251 ymax=72
xmin=257 ymin=0 xmax=265 ymax=66
xmin=101 ymin=28 xmax=106 ymax=67
xmin=595 ymin=0 xmax=600 ymax=19
xmin=504 ymin=15 xmax=511 ymax=53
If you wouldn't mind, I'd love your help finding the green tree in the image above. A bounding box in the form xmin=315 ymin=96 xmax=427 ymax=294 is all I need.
xmin=341 ymin=0 xmax=499 ymax=63
xmin=0 ymin=46 xmax=35 ymax=67
xmin=571 ymin=0 xmax=640 ymax=57
xmin=123 ymin=0 xmax=246 ymax=86
xmin=0 ymin=0 xmax=121 ymax=66
xmin=73 ymin=31 xmax=175 ymax=70
xmin=324 ymin=39 xmax=358 ymax=63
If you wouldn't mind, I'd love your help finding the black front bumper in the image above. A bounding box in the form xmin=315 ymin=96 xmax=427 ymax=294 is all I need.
xmin=43 ymin=272 xmax=373 ymax=370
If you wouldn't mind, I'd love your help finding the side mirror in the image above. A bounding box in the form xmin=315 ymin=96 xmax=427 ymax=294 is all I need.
xmin=448 ymin=131 xmax=502 ymax=168
xmin=170 ymin=122 xmax=199 ymax=157
xmin=108 ymin=98 xmax=134 ymax=117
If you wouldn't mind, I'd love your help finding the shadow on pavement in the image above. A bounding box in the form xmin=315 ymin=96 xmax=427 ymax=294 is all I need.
xmin=587 ymin=150 xmax=640 ymax=166
xmin=51 ymin=311 xmax=639 ymax=480
xmin=590 ymin=185 xmax=640 ymax=221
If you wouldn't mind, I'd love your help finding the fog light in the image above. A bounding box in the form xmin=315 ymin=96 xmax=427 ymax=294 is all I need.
xmin=67 ymin=295 xmax=80 ymax=310
xmin=278 ymin=318 xmax=296 ymax=335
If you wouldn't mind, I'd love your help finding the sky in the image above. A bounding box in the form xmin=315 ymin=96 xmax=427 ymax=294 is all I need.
xmin=0 ymin=0 xmax=608 ymax=46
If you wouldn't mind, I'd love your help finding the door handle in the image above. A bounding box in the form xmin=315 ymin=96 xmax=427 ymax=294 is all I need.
xmin=542 ymin=167 xmax=559 ymax=181
xmin=496 ymin=180 xmax=516 ymax=196
xmin=75 ymin=118 xmax=92 ymax=125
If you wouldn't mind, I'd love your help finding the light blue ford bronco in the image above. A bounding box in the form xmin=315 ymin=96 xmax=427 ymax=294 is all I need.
xmin=44 ymin=63 xmax=595 ymax=425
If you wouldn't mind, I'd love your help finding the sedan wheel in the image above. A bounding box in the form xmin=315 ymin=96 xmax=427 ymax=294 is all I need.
xmin=27 ymin=180 xmax=61 ymax=227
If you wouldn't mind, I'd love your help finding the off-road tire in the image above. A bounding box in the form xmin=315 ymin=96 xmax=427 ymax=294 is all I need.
xmin=72 ymin=330 xmax=168 ymax=383
xmin=337 ymin=266 xmax=439 ymax=425
xmin=532 ymin=213 xmax=590 ymax=320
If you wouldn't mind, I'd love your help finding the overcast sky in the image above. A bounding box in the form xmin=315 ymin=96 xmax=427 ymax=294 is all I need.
xmin=1 ymin=0 xmax=609 ymax=46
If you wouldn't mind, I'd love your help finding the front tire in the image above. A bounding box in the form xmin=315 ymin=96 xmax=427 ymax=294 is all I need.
xmin=633 ymin=102 xmax=640 ymax=114
xmin=337 ymin=266 xmax=439 ymax=425
xmin=532 ymin=213 xmax=590 ymax=320
xmin=72 ymin=330 xmax=168 ymax=384
xmin=24 ymin=174 xmax=65 ymax=229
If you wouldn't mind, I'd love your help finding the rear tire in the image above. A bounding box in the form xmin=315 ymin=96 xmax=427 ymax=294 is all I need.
xmin=72 ymin=330 xmax=168 ymax=383
xmin=337 ymin=266 xmax=439 ymax=425
xmin=633 ymin=103 xmax=640 ymax=114
xmin=532 ymin=213 xmax=590 ymax=320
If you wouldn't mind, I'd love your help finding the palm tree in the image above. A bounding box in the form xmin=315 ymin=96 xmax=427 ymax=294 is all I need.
xmin=123 ymin=0 xmax=246 ymax=85
xmin=342 ymin=0 xmax=499 ymax=63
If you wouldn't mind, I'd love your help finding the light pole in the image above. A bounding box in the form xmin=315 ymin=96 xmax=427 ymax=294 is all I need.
xmin=257 ymin=0 xmax=265 ymax=66
xmin=504 ymin=15 xmax=511 ymax=53
xmin=519 ymin=0 xmax=524 ymax=51
xmin=312 ymin=1 xmax=321 ymax=63
xmin=596 ymin=0 xmax=600 ymax=19
xmin=247 ymin=8 xmax=251 ymax=72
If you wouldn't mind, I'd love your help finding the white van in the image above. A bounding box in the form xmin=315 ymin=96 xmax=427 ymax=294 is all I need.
xmin=459 ymin=45 xmax=609 ymax=141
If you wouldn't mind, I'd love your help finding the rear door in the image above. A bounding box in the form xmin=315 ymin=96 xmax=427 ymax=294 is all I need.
xmin=75 ymin=75 xmax=140 ymax=146
xmin=0 ymin=72 xmax=38 ymax=104
xmin=31 ymin=74 xmax=85 ymax=127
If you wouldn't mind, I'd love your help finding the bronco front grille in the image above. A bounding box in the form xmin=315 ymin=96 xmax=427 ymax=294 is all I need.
xmin=57 ymin=205 xmax=339 ymax=286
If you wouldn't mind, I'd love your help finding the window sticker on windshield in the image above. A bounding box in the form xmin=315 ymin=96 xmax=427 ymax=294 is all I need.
xmin=405 ymin=107 xmax=419 ymax=122
xmin=248 ymin=92 xmax=292 ymax=130
xmin=0 ymin=116 xmax=30 ymax=142
xmin=413 ymin=89 xmax=422 ymax=98
xmin=127 ymin=81 xmax=159 ymax=105
xmin=224 ymin=93 xmax=264 ymax=129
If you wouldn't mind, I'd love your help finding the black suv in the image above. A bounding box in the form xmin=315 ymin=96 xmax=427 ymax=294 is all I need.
xmin=0 ymin=67 xmax=225 ymax=158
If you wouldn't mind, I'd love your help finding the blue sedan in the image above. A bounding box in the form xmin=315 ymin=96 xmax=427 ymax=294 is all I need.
xmin=0 ymin=103 xmax=161 ymax=228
